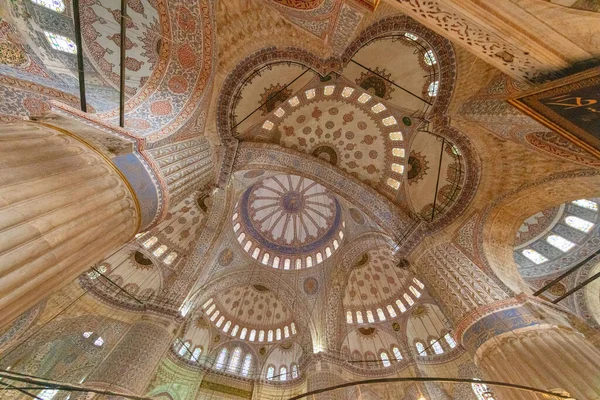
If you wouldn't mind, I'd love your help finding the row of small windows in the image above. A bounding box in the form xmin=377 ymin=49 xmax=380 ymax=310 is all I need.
xmin=266 ymin=363 xmax=299 ymax=381
xmin=521 ymin=200 xmax=598 ymax=265
xmin=233 ymin=213 xmax=345 ymax=269
xmin=215 ymin=347 xmax=254 ymax=377
xmin=346 ymin=279 xmax=424 ymax=324
xmin=139 ymin=234 xmax=178 ymax=265
xmin=379 ymin=346 xmax=404 ymax=367
xmin=202 ymin=298 xmax=297 ymax=341
xmin=415 ymin=333 xmax=457 ymax=356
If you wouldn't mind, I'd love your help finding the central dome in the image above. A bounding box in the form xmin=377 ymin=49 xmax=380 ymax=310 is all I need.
xmin=232 ymin=174 xmax=344 ymax=269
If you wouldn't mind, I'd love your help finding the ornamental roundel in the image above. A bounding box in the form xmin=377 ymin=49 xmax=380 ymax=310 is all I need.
xmin=303 ymin=277 xmax=319 ymax=295
xmin=218 ymin=248 xmax=235 ymax=266
xmin=349 ymin=208 xmax=365 ymax=225
xmin=232 ymin=174 xmax=345 ymax=269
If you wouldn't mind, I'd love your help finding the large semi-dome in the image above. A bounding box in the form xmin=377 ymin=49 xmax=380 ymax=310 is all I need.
xmin=232 ymin=174 xmax=344 ymax=269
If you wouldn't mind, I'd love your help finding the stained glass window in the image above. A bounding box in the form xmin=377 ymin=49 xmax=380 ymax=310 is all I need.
xmin=387 ymin=178 xmax=401 ymax=190
xmin=215 ymin=348 xmax=228 ymax=370
xmin=268 ymin=330 xmax=273 ymax=342
xmin=472 ymin=381 xmax=496 ymax=400
xmin=241 ymin=354 xmax=252 ymax=377
xmin=404 ymin=293 xmax=414 ymax=306
xmin=413 ymin=277 xmax=425 ymax=289
xmin=387 ymin=304 xmax=397 ymax=318
xmin=572 ymin=199 xmax=598 ymax=211
xmin=258 ymin=330 xmax=265 ymax=342
xmin=249 ymin=329 xmax=256 ymax=341
xmin=231 ymin=325 xmax=239 ymax=337
xmin=223 ymin=321 xmax=231 ymax=332
xmin=143 ymin=236 xmax=158 ymax=248
xmin=240 ymin=328 xmax=247 ymax=340
xmin=366 ymin=310 xmax=375 ymax=323
xmin=380 ymin=352 xmax=391 ymax=367
xmin=216 ymin=316 xmax=224 ymax=327
xmin=392 ymin=346 xmax=402 ymax=361
xmin=428 ymin=81 xmax=439 ymax=97
xmin=415 ymin=342 xmax=427 ymax=356
xmin=266 ymin=366 xmax=275 ymax=380
xmin=178 ymin=341 xmax=190 ymax=356
xmin=325 ymin=247 xmax=332 ymax=257
xmin=262 ymin=253 xmax=270 ymax=265
xmin=389 ymin=131 xmax=403 ymax=141
xmin=356 ymin=311 xmax=363 ymax=323
xmin=32 ymin=0 xmax=65 ymax=13
xmin=164 ymin=252 xmax=177 ymax=265
xmin=444 ymin=333 xmax=457 ymax=349
xmin=153 ymin=245 xmax=167 ymax=257
xmin=347 ymin=310 xmax=353 ymax=323
xmin=276 ymin=328 xmax=282 ymax=341
xmin=192 ymin=347 xmax=202 ymax=361
xmin=377 ymin=308 xmax=386 ymax=321
xmin=409 ymin=286 xmax=421 ymax=298
xmin=547 ymin=235 xmax=575 ymax=252
xmin=424 ymin=49 xmax=437 ymax=65
xmin=396 ymin=299 xmax=406 ymax=313
xmin=392 ymin=163 xmax=404 ymax=174
xmin=228 ymin=347 xmax=242 ymax=372
xmin=382 ymin=116 xmax=397 ymax=126
xmin=44 ymin=31 xmax=76 ymax=54
xmin=291 ymin=364 xmax=299 ymax=379
xmin=565 ymin=216 xmax=594 ymax=233
xmin=279 ymin=366 xmax=287 ymax=381
xmin=291 ymin=323 xmax=296 ymax=334
xmin=392 ymin=148 xmax=405 ymax=157
xmin=306 ymin=256 xmax=313 ymax=267
xmin=206 ymin=304 xmax=216 ymax=315
xmin=203 ymin=298 xmax=213 ymax=309
xmin=431 ymin=339 xmax=444 ymax=354
xmin=284 ymin=326 xmax=290 ymax=338
xmin=522 ymin=249 xmax=548 ymax=264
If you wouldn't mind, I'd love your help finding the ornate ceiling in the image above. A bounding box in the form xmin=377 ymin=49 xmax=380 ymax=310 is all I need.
xmin=233 ymin=174 xmax=344 ymax=269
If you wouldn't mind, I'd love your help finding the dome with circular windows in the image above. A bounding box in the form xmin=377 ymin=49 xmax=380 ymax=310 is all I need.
xmin=232 ymin=174 xmax=344 ymax=269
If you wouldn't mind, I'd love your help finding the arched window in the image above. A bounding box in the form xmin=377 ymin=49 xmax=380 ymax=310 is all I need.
xmin=215 ymin=348 xmax=228 ymax=370
xmin=44 ymin=31 xmax=77 ymax=53
xmin=153 ymin=245 xmax=167 ymax=257
xmin=291 ymin=323 xmax=297 ymax=335
xmin=262 ymin=252 xmax=270 ymax=265
xmin=413 ymin=277 xmax=425 ymax=289
xmin=291 ymin=364 xmax=299 ymax=379
xmin=216 ymin=316 xmax=225 ymax=327
xmin=306 ymin=256 xmax=313 ymax=267
xmin=143 ymin=236 xmax=158 ymax=248
xmin=316 ymin=252 xmax=323 ymax=263
xmin=572 ymin=199 xmax=598 ymax=211
xmin=387 ymin=304 xmax=397 ymax=318
xmin=206 ymin=304 xmax=216 ymax=315
xmin=366 ymin=310 xmax=375 ymax=323
xmin=522 ymin=249 xmax=548 ymax=264
xmin=380 ymin=352 xmax=391 ymax=367
xmin=396 ymin=299 xmax=407 ymax=313
xmin=391 ymin=163 xmax=404 ymax=174
xmin=392 ymin=346 xmax=402 ymax=361
xmin=178 ymin=341 xmax=190 ymax=356
xmin=409 ymin=286 xmax=421 ymax=298
xmin=249 ymin=329 xmax=256 ymax=341
xmin=164 ymin=252 xmax=178 ymax=265
xmin=228 ymin=347 xmax=242 ymax=372
xmin=266 ymin=365 xmax=275 ymax=380
xmin=240 ymin=328 xmax=247 ymax=340
xmin=192 ymin=347 xmax=202 ymax=362
xmin=547 ymin=235 xmax=575 ymax=252
xmin=346 ymin=311 xmax=353 ymax=323
xmin=244 ymin=241 xmax=252 ymax=252
xmin=258 ymin=330 xmax=265 ymax=342
xmin=241 ymin=354 xmax=252 ymax=377
xmin=472 ymin=381 xmax=496 ymax=400
xmin=234 ymin=222 xmax=241 ymax=232
xmin=279 ymin=366 xmax=287 ymax=381
xmin=427 ymin=81 xmax=439 ymax=97
xmin=431 ymin=339 xmax=444 ymax=354
xmin=325 ymin=247 xmax=332 ymax=257
xmin=387 ymin=178 xmax=401 ymax=190
xmin=276 ymin=328 xmax=282 ymax=341
xmin=284 ymin=258 xmax=291 ymax=269
xmin=237 ymin=233 xmax=245 ymax=243
xmin=232 ymin=325 xmax=239 ymax=337
xmin=284 ymin=326 xmax=290 ymax=338
xmin=203 ymin=298 xmax=213 ymax=309
xmin=268 ymin=330 xmax=273 ymax=342
xmin=444 ymin=333 xmax=457 ymax=349
xmin=210 ymin=311 xmax=220 ymax=322
xmin=404 ymin=293 xmax=414 ymax=306
xmin=333 ymin=240 xmax=339 ymax=249
xmin=356 ymin=311 xmax=363 ymax=323
xmin=223 ymin=321 xmax=231 ymax=333
xmin=424 ymin=49 xmax=437 ymax=65
xmin=295 ymin=258 xmax=302 ymax=269
xmin=273 ymin=256 xmax=280 ymax=268
xmin=377 ymin=308 xmax=386 ymax=321
xmin=389 ymin=131 xmax=403 ymax=141
xmin=565 ymin=216 xmax=594 ymax=233
xmin=415 ymin=342 xmax=427 ymax=356
xmin=252 ymin=247 xmax=260 ymax=259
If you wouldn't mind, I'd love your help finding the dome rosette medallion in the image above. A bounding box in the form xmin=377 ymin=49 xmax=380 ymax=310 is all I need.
xmin=233 ymin=174 xmax=345 ymax=269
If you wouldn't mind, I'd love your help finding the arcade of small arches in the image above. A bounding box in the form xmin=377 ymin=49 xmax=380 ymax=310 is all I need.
xmin=1 ymin=1 xmax=600 ymax=400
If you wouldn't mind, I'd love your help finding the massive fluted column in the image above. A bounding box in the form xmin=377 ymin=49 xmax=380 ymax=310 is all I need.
xmin=85 ymin=313 xmax=177 ymax=395
xmin=0 ymin=122 xmax=139 ymax=328
xmin=418 ymin=242 xmax=600 ymax=400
